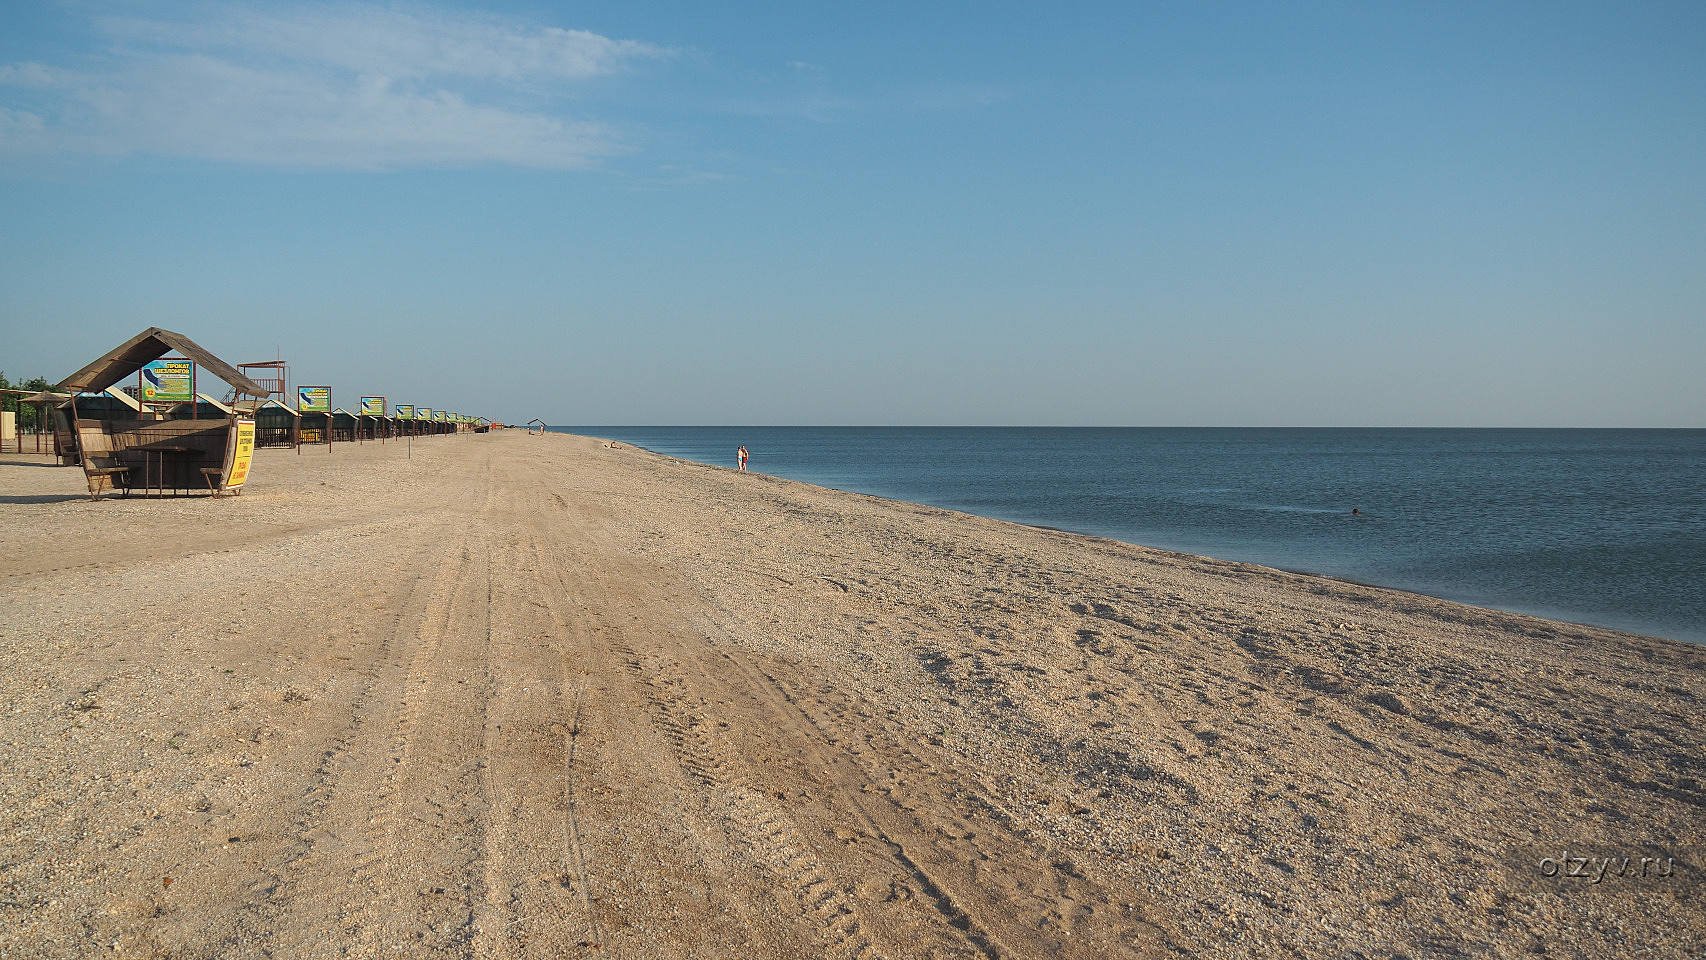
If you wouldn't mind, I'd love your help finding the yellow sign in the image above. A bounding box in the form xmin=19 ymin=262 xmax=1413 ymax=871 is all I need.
xmin=227 ymin=420 xmax=256 ymax=489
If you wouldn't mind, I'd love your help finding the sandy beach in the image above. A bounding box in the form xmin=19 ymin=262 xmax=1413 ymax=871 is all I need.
xmin=1 ymin=430 xmax=1700 ymax=959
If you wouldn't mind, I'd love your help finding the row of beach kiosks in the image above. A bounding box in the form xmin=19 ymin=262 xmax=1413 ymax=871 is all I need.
xmin=249 ymin=400 xmax=486 ymax=448
xmin=47 ymin=326 xmax=496 ymax=498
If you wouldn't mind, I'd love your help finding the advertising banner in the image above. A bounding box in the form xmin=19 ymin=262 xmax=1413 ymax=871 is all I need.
xmin=395 ymin=404 xmax=415 ymax=420
xmin=418 ymin=407 xmax=432 ymax=421
xmin=298 ymin=385 xmax=331 ymax=413
xmin=140 ymin=359 xmax=195 ymax=404
xmin=226 ymin=420 xmax=256 ymax=489
xmin=360 ymin=396 xmax=385 ymax=417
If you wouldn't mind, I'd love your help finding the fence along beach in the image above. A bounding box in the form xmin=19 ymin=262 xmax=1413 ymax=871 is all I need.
xmin=0 ymin=429 xmax=1699 ymax=957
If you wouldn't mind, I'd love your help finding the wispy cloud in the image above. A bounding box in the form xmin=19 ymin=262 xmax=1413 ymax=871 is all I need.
xmin=0 ymin=2 xmax=668 ymax=169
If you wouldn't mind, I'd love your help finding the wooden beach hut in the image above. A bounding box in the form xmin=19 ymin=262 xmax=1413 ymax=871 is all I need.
xmin=356 ymin=409 xmax=390 ymax=441
xmin=330 ymin=408 xmax=358 ymax=443
xmin=55 ymin=327 xmax=266 ymax=498
xmin=1 ymin=388 xmax=72 ymax=456
xmin=164 ymin=393 xmax=234 ymax=420
xmin=49 ymin=388 xmax=142 ymax=464
xmin=254 ymin=399 xmax=300 ymax=448
xmin=63 ymin=387 xmax=140 ymax=420
xmin=298 ymin=412 xmax=331 ymax=444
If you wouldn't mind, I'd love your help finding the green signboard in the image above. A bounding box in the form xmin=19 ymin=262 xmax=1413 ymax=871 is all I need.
xmin=298 ymin=385 xmax=331 ymax=413
xmin=140 ymin=359 xmax=194 ymax=404
xmin=435 ymin=410 xmax=447 ymax=422
xmin=417 ymin=407 xmax=432 ymax=421
xmin=359 ymin=396 xmax=385 ymax=417
xmin=395 ymin=404 xmax=414 ymax=420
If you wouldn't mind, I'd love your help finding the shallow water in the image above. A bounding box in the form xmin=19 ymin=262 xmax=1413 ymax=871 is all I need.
xmin=559 ymin=427 xmax=1706 ymax=644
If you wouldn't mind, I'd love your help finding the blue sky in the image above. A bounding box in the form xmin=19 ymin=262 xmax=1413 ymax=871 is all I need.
xmin=2 ymin=1 xmax=1702 ymax=425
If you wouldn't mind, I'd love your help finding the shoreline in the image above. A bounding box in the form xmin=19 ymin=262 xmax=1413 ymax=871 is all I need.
xmin=571 ymin=430 xmax=1696 ymax=648
xmin=2 ymin=430 xmax=1701 ymax=957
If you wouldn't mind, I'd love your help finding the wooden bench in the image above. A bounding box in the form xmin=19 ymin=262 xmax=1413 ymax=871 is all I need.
xmin=75 ymin=421 xmax=131 ymax=499
xmin=200 ymin=467 xmax=231 ymax=496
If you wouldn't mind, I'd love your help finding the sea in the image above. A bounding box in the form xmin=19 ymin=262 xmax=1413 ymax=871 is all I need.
xmin=555 ymin=427 xmax=1706 ymax=644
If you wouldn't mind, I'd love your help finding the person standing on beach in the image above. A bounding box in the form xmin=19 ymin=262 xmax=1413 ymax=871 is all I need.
xmin=737 ymin=445 xmax=749 ymax=472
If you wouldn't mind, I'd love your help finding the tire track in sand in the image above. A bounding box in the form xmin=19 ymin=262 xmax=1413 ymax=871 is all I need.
xmin=609 ymin=636 xmax=878 ymax=960
xmin=559 ymin=519 xmax=1169 ymax=958
xmin=530 ymin=512 xmax=914 ymax=959
xmin=469 ymin=466 xmax=602 ymax=958
xmin=517 ymin=517 xmax=776 ymax=956
xmin=204 ymin=516 xmax=467 ymax=958
xmin=257 ymin=472 xmax=499 ymax=957
xmin=525 ymin=489 xmax=859 ymax=957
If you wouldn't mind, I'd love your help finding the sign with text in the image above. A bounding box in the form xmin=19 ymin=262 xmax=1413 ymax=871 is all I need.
xmin=226 ymin=420 xmax=256 ymax=489
xmin=298 ymin=385 xmax=331 ymax=413
xmin=140 ymin=359 xmax=194 ymax=404
xmin=359 ymin=396 xmax=385 ymax=417
xmin=418 ymin=407 xmax=432 ymax=421
xmin=395 ymin=404 xmax=415 ymax=420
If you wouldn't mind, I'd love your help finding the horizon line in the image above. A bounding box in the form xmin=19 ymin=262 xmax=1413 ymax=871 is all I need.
xmin=546 ymin=424 xmax=1706 ymax=431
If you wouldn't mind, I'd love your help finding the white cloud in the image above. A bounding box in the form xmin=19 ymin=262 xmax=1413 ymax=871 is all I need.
xmin=0 ymin=2 xmax=667 ymax=169
xmin=98 ymin=5 xmax=665 ymax=83
xmin=0 ymin=107 xmax=46 ymax=138
xmin=0 ymin=63 xmax=73 ymax=88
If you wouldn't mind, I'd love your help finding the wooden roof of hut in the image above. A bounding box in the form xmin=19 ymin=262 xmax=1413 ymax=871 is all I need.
xmin=7 ymin=388 xmax=73 ymax=404
xmin=58 ymin=327 xmax=268 ymax=397
xmin=257 ymin=398 xmax=299 ymax=417
xmin=55 ymin=387 xmax=142 ymax=411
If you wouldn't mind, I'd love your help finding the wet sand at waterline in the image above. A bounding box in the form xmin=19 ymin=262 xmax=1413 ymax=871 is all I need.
xmin=1 ymin=432 xmax=1700 ymax=958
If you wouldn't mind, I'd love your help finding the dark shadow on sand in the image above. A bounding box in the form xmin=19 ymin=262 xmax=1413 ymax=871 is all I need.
xmin=0 ymin=494 xmax=95 ymax=505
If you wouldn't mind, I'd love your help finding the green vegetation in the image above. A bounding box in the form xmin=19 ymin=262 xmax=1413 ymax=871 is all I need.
xmin=0 ymin=371 xmax=57 ymax=432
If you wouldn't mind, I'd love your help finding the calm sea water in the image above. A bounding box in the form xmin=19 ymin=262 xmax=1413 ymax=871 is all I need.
xmin=557 ymin=427 xmax=1706 ymax=644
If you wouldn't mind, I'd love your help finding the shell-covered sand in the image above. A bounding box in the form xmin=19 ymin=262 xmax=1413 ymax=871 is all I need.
xmin=1 ymin=431 xmax=1700 ymax=958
